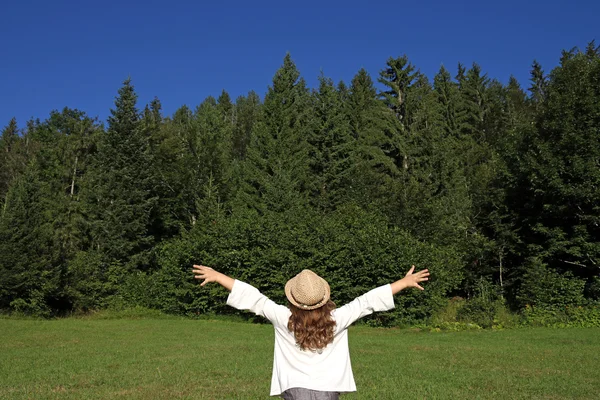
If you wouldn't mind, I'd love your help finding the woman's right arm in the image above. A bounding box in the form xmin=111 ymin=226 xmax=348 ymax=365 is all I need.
xmin=390 ymin=265 xmax=429 ymax=294
xmin=333 ymin=266 xmax=429 ymax=332
xmin=193 ymin=265 xmax=235 ymax=291
xmin=192 ymin=264 xmax=290 ymax=327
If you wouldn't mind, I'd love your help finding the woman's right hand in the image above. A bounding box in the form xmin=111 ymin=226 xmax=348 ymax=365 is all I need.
xmin=391 ymin=265 xmax=430 ymax=294
xmin=192 ymin=265 xmax=234 ymax=291
xmin=402 ymin=265 xmax=429 ymax=290
xmin=192 ymin=265 xmax=220 ymax=286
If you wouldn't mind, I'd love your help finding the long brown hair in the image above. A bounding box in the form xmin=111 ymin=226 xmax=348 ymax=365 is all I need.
xmin=287 ymin=300 xmax=336 ymax=351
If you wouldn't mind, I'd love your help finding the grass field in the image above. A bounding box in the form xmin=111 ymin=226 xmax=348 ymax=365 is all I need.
xmin=1 ymin=317 xmax=599 ymax=399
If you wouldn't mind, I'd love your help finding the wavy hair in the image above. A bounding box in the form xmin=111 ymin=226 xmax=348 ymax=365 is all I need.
xmin=287 ymin=300 xmax=336 ymax=351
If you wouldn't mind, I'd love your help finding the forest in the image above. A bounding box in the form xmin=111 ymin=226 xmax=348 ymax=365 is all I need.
xmin=1 ymin=43 xmax=599 ymax=327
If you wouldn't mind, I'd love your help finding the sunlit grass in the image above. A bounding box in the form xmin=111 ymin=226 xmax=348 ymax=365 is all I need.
xmin=1 ymin=317 xmax=598 ymax=399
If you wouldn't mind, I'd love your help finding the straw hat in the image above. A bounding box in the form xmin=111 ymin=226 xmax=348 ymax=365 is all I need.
xmin=285 ymin=270 xmax=331 ymax=310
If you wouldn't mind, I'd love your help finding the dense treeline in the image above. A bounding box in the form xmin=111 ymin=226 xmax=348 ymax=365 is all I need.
xmin=1 ymin=44 xmax=599 ymax=323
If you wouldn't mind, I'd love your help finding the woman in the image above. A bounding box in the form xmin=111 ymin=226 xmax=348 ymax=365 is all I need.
xmin=192 ymin=265 xmax=429 ymax=399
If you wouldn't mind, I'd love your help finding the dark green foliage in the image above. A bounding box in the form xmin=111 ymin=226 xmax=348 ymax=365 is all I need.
xmin=0 ymin=109 xmax=102 ymax=315
xmin=132 ymin=205 xmax=462 ymax=324
xmin=84 ymin=78 xmax=158 ymax=264
xmin=176 ymin=96 xmax=233 ymax=225
xmin=236 ymin=54 xmax=312 ymax=213
xmin=528 ymin=60 xmax=548 ymax=109
xmin=0 ymin=118 xmax=20 ymax=198
xmin=344 ymin=68 xmax=399 ymax=208
xmin=516 ymin=258 xmax=586 ymax=308
xmin=1 ymin=48 xmax=598 ymax=323
xmin=0 ymin=170 xmax=55 ymax=316
xmin=0 ymin=118 xmax=29 ymax=209
xmin=433 ymin=65 xmax=459 ymax=137
xmin=231 ymin=91 xmax=260 ymax=161
xmin=307 ymin=74 xmax=352 ymax=210
xmin=456 ymin=279 xmax=506 ymax=328
xmin=508 ymin=45 xmax=600 ymax=306
xmin=381 ymin=58 xmax=471 ymax=248
xmin=521 ymin=305 xmax=600 ymax=328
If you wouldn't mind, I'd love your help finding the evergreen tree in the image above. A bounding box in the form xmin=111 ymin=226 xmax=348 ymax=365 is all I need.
xmin=237 ymin=54 xmax=312 ymax=213
xmin=190 ymin=96 xmax=233 ymax=221
xmin=84 ymin=78 xmax=157 ymax=268
xmin=155 ymin=105 xmax=197 ymax=228
xmin=0 ymin=118 xmax=21 ymax=207
xmin=528 ymin=60 xmax=547 ymax=109
xmin=0 ymin=168 xmax=55 ymax=315
xmin=217 ymin=89 xmax=234 ymax=124
xmin=457 ymin=63 xmax=490 ymax=142
xmin=513 ymin=46 xmax=600 ymax=303
xmin=2 ymin=46 xmax=597 ymax=316
xmin=378 ymin=56 xmax=418 ymax=128
xmin=433 ymin=65 xmax=460 ymax=138
xmin=142 ymin=97 xmax=187 ymax=240
xmin=345 ymin=68 xmax=398 ymax=208
xmin=380 ymin=60 xmax=471 ymax=248
xmin=307 ymin=73 xmax=352 ymax=211
xmin=231 ymin=91 xmax=261 ymax=161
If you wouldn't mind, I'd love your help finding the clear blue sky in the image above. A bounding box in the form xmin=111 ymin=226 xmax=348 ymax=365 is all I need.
xmin=1 ymin=0 xmax=598 ymax=129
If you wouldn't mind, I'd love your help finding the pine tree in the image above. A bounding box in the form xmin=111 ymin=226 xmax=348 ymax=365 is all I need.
xmin=0 ymin=168 xmax=55 ymax=315
xmin=0 ymin=118 xmax=18 ymax=151
xmin=378 ymin=56 xmax=418 ymax=128
xmin=344 ymin=68 xmax=399 ymax=208
xmin=380 ymin=60 xmax=471 ymax=246
xmin=37 ymin=109 xmax=98 ymax=256
xmin=84 ymin=78 xmax=157 ymax=268
xmin=307 ymin=73 xmax=352 ymax=210
xmin=433 ymin=65 xmax=460 ymax=138
xmin=0 ymin=118 xmax=20 ymax=206
xmin=528 ymin=60 xmax=547 ymax=110
xmin=153 ymin=105 xmax=196 ymax=228
xmin=231 ymin=91 xmax=261 ymax=161
xmin=237 ymin=54 xmax=312 ymax=213
xmin=142 ymin=97 xmax=185 ymax=239
xmin=190 ymin=96 xmax=233 ymax=222
xmin=217 ymin=90 xmax=234 ymax=124
xmin=457 ymin=63 xmax=490 ymax=142
xmin=515 ymin=46 xmax=600 ymax=295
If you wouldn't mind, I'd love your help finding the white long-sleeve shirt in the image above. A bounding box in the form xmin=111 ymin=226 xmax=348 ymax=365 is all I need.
xmin=226 ymin=280 xmax=395 ymax=396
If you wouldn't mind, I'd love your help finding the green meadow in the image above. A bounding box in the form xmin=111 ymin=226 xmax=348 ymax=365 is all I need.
xmin=1 ymin=317 xmax=599 ymax=399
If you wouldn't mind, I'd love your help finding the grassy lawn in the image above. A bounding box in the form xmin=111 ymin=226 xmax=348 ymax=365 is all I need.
xmin=1 ymin=317 xmax=598 ymax=399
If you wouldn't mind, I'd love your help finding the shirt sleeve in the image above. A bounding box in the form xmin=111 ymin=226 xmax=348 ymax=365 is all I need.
xmin=226 ymin=279 xmax=291 ymax=328
xmin=333 ymin=284 xmax=395 ymax=333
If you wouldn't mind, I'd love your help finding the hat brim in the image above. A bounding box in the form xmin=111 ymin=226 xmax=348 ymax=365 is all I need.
xmin=285 ymin=273 xmax=331 ymax=310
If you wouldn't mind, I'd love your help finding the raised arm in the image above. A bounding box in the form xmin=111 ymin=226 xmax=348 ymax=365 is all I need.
xmin=390 ymin=265 xmax=429 ymax=294
xmin=192 ymin=265 xmax=234 ymax=291
xmin=333 ymin=265 xmax=429 ymax=332
xmin=192 ymin=264 xmax=290 ymax=327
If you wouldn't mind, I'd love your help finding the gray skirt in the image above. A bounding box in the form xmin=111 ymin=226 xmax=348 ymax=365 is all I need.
xmin=281 ymin=387 xmax=340 ymax=400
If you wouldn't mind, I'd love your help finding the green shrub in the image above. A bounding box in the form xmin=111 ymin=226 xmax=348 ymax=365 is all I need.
xmin=585 ymin=276 xmax=600 ymax=301
xmin=456 ymin=279 xmax=506 ymax=328
xmin=428 ymin=322 xmax=482 ymax=332
xmin=516 ymin=257 xmax=586 ymax=308
xmin=521 ymin=304 xmax=600 ymax=328
xmin=8 ymin=290 xmax=51 ymax=318
xmin=78 ymin=306 xmax=172 ymax=320
xmin=150 ymin=205 xmax=465 ymax=324
xmin=429 ymin=297 xmax=465 ymax=325
xmin=428 ymin=289 xmax=519 ymax=330
xmin=492 ymin=301 xmax=520 ymax=329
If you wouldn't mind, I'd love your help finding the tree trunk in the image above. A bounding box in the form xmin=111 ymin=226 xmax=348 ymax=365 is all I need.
xmin=499 ymin=246 xmax=504 ymax=296
xmin=70 ymin=156 xmax=78 ymax=197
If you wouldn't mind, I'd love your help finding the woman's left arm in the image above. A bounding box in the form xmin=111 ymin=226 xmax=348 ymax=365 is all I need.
xmin=192 ymin=264 xmax=290 ymax=327
xmin=192 ymin=265 xmax=235 ymax=291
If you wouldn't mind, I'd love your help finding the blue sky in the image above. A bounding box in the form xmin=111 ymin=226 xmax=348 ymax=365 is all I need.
xmin=1 ymin=0 xmax=598 ymax=129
